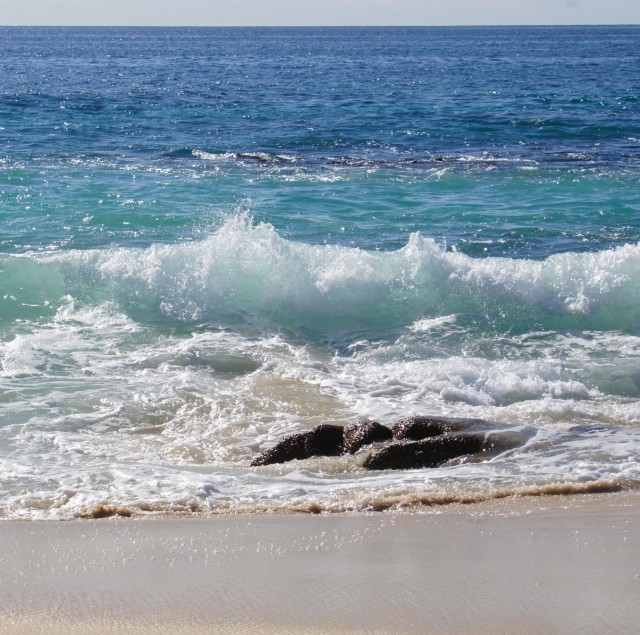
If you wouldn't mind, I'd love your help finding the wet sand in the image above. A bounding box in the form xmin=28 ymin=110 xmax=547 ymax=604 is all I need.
xmin=1 ymin=493 xmax=639 ymax=634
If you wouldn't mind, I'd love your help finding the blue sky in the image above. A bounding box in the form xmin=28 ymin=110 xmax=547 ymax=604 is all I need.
xmin=0 ymin=0 xmax=638 ymax=26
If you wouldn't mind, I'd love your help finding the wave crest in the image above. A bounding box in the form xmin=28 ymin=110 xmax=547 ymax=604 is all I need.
xmin=3 ymin=215 xmax=640 ymax=339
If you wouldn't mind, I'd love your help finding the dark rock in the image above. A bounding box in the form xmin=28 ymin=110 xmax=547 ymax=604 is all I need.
xmin=343 ymin=420 xmax=393 ymax=454
xmin=251 ymin=424 xmax=344 ymax=467
xmin=362 ymin=434 xmax=488 ymax=471
xmin=392 ymin=416 xmax=464 ymax=441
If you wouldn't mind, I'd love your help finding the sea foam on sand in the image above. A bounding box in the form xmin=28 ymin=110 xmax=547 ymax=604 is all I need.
xmin=1 ymin=493 xmax=639 ymax=634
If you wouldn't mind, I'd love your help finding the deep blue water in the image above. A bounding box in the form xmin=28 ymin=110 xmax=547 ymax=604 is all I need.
xmin=1 ymin=27 xmax=640 ymax=518
xmin=1 ymin=26 xmax=639 ymax=256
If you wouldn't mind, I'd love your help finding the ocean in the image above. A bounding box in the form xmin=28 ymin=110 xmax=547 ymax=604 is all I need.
xmin=1 ymin=26 xmax=639 ymax=519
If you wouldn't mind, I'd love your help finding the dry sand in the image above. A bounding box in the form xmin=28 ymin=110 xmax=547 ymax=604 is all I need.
xmin=1 ymin=492 xmax=639 ymax=634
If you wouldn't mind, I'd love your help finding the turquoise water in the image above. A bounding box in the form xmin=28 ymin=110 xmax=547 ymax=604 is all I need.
xmin=1 ymin=26 xmax=640 ymax=518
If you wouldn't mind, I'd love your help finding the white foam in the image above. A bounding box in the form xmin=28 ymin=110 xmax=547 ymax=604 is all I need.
xmin=2 ymin=218 xmax=640 ymax=517
xmin=410 ymin=315 xmax=458 ymax=331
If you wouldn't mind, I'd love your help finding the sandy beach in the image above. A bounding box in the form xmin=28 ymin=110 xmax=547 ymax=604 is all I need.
xmin=0 ymin=492 xmax=638 ymax=634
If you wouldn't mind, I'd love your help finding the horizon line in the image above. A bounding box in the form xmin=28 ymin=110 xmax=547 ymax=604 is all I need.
xmin=1 ymin=23 xmax=639 ymax=28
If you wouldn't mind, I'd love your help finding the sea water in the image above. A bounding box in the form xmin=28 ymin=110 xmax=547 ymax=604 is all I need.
xmin=1 ymin=26 xmax=640 ymax=518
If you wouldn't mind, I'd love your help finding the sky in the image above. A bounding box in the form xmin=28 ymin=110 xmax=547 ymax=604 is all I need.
xmin=0 ymin=0 xmax=639 ymax=27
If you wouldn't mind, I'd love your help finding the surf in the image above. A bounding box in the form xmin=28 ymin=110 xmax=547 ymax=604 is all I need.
xmin=3 ymin=214 xmax=640 ymax=341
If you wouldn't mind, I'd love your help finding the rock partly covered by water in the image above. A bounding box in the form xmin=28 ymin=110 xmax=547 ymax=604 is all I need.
xmin=362 ymin=434 xmax=489 ymax=471
xmin=250 ymin=424 xmax=344 ymax=467
xmin=250 ymin=417 xmax=502 ymax=469
xmin=343 ymin=420 xmax=393 ymax=454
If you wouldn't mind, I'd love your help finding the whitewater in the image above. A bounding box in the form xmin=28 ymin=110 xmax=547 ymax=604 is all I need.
xmin=2 ymin=216 xmax=640 ymax=518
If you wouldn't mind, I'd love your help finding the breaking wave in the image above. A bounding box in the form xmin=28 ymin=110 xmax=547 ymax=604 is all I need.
xmin=3 ymin=214 xmax=640 ymax=340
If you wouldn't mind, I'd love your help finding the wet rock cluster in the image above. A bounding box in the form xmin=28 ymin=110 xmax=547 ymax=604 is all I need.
xmin=250 ymin=416 xmax=501 ymax=470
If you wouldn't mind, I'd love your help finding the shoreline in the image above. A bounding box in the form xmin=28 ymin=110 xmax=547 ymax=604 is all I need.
xmin=2 ymin=491 xmax=639 ymax=634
